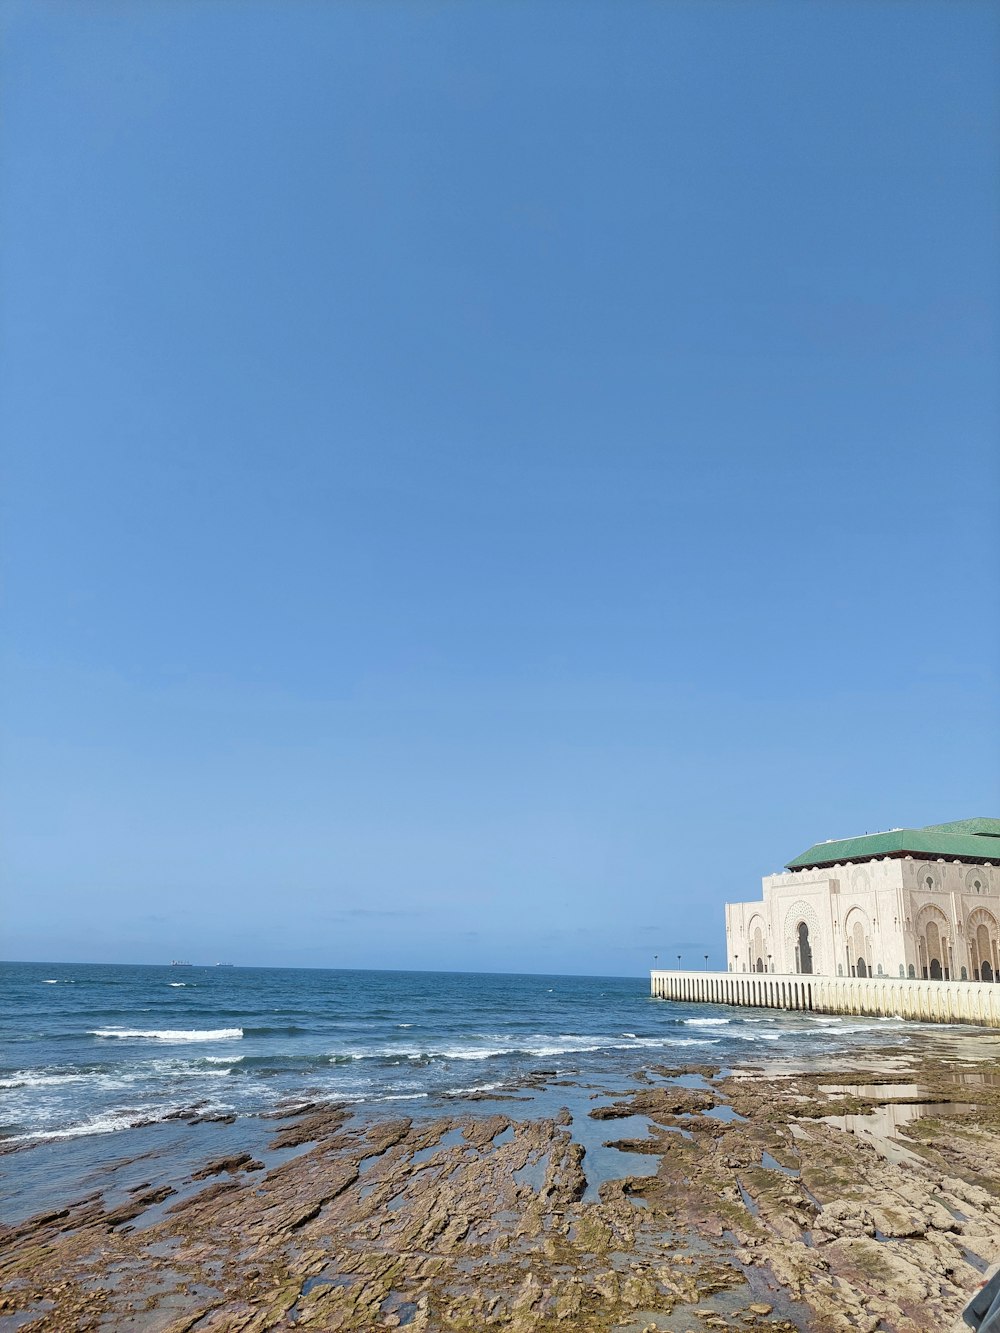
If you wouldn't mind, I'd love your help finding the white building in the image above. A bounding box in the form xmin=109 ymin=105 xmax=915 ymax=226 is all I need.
xmin=725 ymin=818 xmax=1000 ymax=982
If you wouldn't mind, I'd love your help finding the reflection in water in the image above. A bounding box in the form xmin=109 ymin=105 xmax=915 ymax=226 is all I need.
xmin=819 ymin=1101 xmax=973 ymax=1166
xmin=820 ymin=1083 xmax=923 ymax=1099
xmin=944 ymin=1071 xmax=1000 ymax=1088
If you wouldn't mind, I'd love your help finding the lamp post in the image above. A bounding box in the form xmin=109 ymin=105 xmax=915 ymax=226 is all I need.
xmin=767 ymin=953 xmax=772 ymax=974
xmin=704 ymin=954 xmax=709 ymax=969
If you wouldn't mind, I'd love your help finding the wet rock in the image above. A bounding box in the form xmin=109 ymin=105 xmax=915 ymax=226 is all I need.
xmin=191 ymin=1153 xmax=263 ymax=1179
xmin=103 ymin=1186 xmax=174 ymax=1228
xmin=9 ymin=1049 xmax=1000 ymax=1331
xmin=267 ymin=1101 xmax=351 ymax=1150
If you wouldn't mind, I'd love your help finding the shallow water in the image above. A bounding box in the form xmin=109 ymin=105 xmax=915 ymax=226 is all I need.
xmin=6 ymin=960 xmax=1000 ymax=1223
xmin=6 ymin=961 xmax=983 ymax=1149
xmin=818 ymin=1100 xmax=975 ymax=1166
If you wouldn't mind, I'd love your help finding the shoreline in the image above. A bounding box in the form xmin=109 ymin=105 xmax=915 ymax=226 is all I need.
xmin=4 ymin=1035 xmax=1000 ymax=1329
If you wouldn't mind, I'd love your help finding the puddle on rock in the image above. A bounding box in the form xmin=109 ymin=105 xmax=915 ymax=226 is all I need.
xmin=411 ymin=1127 xmax=464 ymax=1165
xmin=704 ymin=1103 xmax=746 ymax=1124
xmin=820 ymin=1082 xmax=924 ymax=1099
xmin=0 ymin=1306 xmax=56 ymax=1332
xmin=430 ymin=1083 xmax=665 ymax=1204
xmin=817 ymin=1101 xmax=975 ymax=1166
xmin=288 ymin=1271 xmax=355 ymax=1323
xmin=944 ymin=1071 xmax=1000 ymax=1088
xmin=577 ymin=1109 xmax=662 ymax=1203
xmin=513 ymin=1155 xmax=549 ymax=1192
xmin=761 ymin=1150 xmax=800 ymax=1177
xmin=735 ymin=1179 xmax=760 ymax=1218
xmin=380 ymin=1291 xmax=419 ymax=1325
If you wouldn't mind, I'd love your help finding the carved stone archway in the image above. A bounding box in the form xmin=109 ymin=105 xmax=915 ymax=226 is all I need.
xmin=967 ymin=908 xmax=1000 ymax=982
xmin=748 ymin=915 xmax=766 ymax=974
xmin=844 ymin=908 xmax=873 ymax=980
xmin=916 ymin=904 xmax=952 ymax=981
xmin=783 ymin=901 xmax=822 ymax=975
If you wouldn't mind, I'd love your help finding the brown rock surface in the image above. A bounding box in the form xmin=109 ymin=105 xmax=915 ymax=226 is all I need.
xmin=3 ymin=1047 xmax=1000 ymax=1330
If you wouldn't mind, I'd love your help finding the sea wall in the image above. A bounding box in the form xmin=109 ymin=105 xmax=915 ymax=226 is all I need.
xmin=650 ymin=968 xmax=1000 ymax=1028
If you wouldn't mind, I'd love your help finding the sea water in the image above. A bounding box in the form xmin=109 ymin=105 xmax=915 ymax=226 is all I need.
xmin=1 ymin=960 xmax=925 ymax=1147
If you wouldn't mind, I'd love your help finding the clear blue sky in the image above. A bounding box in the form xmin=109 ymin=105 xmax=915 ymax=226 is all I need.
xmin=3 ymin=1 xmax=998 ymax=974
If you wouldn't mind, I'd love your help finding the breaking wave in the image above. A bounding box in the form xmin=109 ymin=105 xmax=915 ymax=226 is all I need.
xmin=90 ymin=1028 xmax=243 ymax=1042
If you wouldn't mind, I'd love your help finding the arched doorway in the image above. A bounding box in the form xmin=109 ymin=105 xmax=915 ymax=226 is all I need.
xmin=749 ymin=919 xmax=766 ymax=976
xmin=795 ymin=921 xmax=813 ymax=975
xmin=925 ymin=920 xmax=943 ymax=980
xmin=846 ymin=912 xmax=872 ymax=981
xmin=917 ymin=907 xmax=951 ymax=981
xmin=968 ymin=911 xmax=1000 ymax=982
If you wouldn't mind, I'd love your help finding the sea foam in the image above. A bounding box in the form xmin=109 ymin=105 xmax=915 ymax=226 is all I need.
xmin=90 ymin=1027 xmax=243 ymax=1042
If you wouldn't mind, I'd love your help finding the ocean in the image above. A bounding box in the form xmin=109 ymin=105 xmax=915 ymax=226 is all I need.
xmin=1 ymin=959 xmax=921 ymax=1150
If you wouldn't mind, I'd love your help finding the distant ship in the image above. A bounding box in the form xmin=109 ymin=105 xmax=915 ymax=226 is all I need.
xmin=171 ymin=960 xmax=193 ymax=967
xmin=215 ymin=962 xmax=234 ymax=967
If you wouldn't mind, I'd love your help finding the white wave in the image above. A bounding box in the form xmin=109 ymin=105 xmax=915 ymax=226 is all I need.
xmin=13 ymin=1096 xmax=233 ymax=1143
xmin=14 ymin=1111 xmax=149 ymax=1142
xmin=397 ymin=1023 xmax=413 ymax=1028
xmin=203 ymin=1055 xmax=243 ymax=1064
xmin=622 ymin=1032 xmax=638 ymax=1038
xmin=0 ymin=1071 xmax=98 ymax=1089
xmin=168 ymin=982 xmax=188 ymax=987
xmin=42 ymin=979 xmax=59 ymax=984
xmin=337 ymin=1034 xmax=721 ymax=1062
xmin=90 ymin=1027 xmax=243 ymax=1042
xmin=683 ymin=1018 xmax=731 ymax=1026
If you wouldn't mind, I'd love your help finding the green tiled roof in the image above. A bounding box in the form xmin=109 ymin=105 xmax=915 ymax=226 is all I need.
xmin=786 ymin=819 xmax=1000 ymax=870
xmin=920 ymin=818 xmax=1000 ymax=838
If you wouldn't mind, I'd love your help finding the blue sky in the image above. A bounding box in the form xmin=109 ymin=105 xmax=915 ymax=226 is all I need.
xmin=3 ymin=1 xmax=998 ymax=973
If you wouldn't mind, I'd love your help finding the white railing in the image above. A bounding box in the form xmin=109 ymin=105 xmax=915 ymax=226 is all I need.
xmin=650 ymin=968 xmax=1000 ymax=1028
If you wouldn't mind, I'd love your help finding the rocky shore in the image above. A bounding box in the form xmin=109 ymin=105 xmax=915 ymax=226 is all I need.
xmin=3 ymin=1041 xmax=1000 ymax=1331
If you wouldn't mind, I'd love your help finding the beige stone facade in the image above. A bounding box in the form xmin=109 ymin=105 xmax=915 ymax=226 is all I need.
xmin=726 ymin=852 xmax=1000 ymax=982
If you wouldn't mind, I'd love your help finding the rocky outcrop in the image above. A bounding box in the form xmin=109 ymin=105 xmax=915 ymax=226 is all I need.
xmin=3 ymin=1052 xmax=1000 ymax=1330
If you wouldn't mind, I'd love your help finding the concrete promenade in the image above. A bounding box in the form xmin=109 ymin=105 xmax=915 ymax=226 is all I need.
xmin=651 ymin=968 xmax=1000 ymax=1028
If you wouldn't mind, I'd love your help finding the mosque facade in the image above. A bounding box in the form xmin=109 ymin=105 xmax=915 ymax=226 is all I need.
xmin=724 ymin=819 xmax=1000 ymax=982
